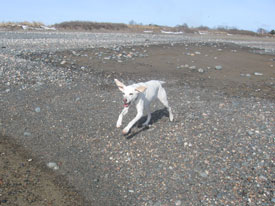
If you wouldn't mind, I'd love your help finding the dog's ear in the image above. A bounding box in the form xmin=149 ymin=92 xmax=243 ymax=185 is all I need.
xmin=114 ymin=79 xmax=125 ymax=92
xmin=135 ymin=86 xmax=147 ymax=93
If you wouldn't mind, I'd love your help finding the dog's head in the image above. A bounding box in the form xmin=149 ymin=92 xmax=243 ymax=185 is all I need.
xmin=114 ymin=79 xmax=147 ymax=107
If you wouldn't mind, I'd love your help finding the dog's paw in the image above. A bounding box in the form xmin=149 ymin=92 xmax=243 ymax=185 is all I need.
xmin=116 ymin=122 xmax=122 ymax=128
xmin=122 ymin=128 xmax=129 ymax=135
xmin=169 ymin=114 xmax=174 ymax=122
xmin=142 ymin=122 xmax=149 ymax=127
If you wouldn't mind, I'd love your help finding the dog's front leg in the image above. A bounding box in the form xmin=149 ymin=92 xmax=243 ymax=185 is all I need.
xmin=122 ymin=106 xmax=143 ymax=135
xmin=117 ymin=107 xmax=129 ymax=128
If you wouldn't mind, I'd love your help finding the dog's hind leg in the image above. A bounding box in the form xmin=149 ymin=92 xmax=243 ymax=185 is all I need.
xmin=157 ymin=87 xmax=174 ymax=121
xmin=142 ymin=104 xmax=151 ymax=126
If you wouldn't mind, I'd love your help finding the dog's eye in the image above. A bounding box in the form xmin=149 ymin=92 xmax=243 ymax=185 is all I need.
xmin=129 ymin=93 xmax=133 ymax=95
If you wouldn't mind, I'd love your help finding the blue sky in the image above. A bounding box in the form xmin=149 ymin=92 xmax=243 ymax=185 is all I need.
xmin=1 ymin=0 xmax=274 ymax=31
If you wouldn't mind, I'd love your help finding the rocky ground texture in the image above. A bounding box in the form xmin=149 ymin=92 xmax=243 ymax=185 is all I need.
xmin=0 ymin=31 xmax=274 ymax=205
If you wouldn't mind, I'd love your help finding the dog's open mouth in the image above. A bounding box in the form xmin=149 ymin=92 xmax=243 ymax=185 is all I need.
xmin=123 ymin=99 xmax=130 ymax=107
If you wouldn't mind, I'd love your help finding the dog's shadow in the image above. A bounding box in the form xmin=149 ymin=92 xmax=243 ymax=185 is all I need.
xmin=125 ymin=108 xmax=169 ymax=140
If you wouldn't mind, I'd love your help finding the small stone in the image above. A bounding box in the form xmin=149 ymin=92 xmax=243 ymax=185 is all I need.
xmin=199 ymin=171 xmax=208 ymax=178
xmin=198 ymin=68 xmax=204 ymax=73
xmin=47 ymin=162 xmax=59 ymax=170
xmin=215 ymin=65 xmax=223 ymax=70
xmin=153 ymin=201 xmax=162 ymax=206
xmin=60 ymin=60 xmax=66 ymax=65
xmin=189 ymin=66 xmax=196 ymax=69
xmin=175 ymin=200 xmax=182 ymax=206
xmin=259 ymin=175 xmax=267 ymax=181
xmin=241 ymin=74 xmax=251 ymax=77
xmin=128 ymin=190 xmax=134 ymax=193
xmin=127 ymin=53 xmax=132 ymax=58
xmin=247 ymin=131 xmax=254 ymax=136
xmin=254 ymin=72 xmax=263 ymax=76
xmin=195 ymin=51 xmax=201 ymax=55
xmin=113 ymin=47 xmax=120 ymax=52
xmin=35 ymin=107 xmax=41 ymax=113
xmin=178 ymin=64 xmax=189 ymax=69
xmin=104 ymin=56 xmax=111 ymax=60
xmin=24 ymin=132 xmax=31 ymax=137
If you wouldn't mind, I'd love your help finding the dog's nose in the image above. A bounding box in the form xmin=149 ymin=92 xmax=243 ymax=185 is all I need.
xmin=123 ymin=98 xmax=127 ymax=103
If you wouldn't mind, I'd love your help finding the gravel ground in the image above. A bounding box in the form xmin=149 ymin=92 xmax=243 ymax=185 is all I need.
xmin=0 ymin=31 xmax=274 ymax=205
xmin=0 ymin=136 xmax=88 ymax=206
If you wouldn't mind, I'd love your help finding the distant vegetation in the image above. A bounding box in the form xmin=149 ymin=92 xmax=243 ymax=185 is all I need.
xmin=0 ymin=21 xmax=45 ymax=30
xmin=53 ymin=21 xmax=128 ymax=31
xmin=0 ymin=21 xmax=274 ymax=36
xmin=215 ymin=26 xmax=257 ymax=36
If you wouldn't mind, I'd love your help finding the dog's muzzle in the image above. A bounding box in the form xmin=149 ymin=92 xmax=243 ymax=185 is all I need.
xmin=123 ymin=99 xmax=130 ymax=107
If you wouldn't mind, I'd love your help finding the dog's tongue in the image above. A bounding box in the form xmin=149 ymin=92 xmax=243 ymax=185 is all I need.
xmin=123 ymin=99 xmax=129 ymax=107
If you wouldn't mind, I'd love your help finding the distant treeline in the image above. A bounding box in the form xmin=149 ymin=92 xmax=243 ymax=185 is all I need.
xmin=53 ymin=21 xmax=128 ymax=31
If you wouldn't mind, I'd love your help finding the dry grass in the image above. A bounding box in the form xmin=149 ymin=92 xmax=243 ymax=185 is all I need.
xmin=0 ymin=21 xmax=45 ymax=30
xmin=128 ymin=24 xmax=161 ymax=31
xmin=0 ymin=21 xmax=44 ymax=27
xmin=216 ymin=27 xmax=258 ymax=36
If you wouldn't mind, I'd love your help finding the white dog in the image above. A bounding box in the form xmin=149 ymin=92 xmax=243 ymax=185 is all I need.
xmin=114 ymin=79 xmax=173 ymax=135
